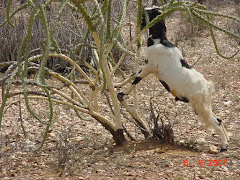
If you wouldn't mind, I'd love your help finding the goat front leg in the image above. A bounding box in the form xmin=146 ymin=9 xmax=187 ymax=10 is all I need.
xmin=117 ymin=67 xmax=151 ymax=101
xmin=116 ymin=66 xmax=151 ymax=138
xmin=114 ymin=73 xmax=138 ymax=88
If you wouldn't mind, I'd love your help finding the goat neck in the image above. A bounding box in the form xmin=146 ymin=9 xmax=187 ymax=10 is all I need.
xmin=147 ymin=20 xmax=175 ymax=47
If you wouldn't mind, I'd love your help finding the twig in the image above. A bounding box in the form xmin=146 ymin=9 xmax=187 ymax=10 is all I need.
xmin=19 ymin=95 xmax=27 ymax=138
xmin=190 ymin=55 xmax=202 ymax=68
xmin=150 ymin=97 xmax=158 ymax=128
xmin=8 ymin=91 xmax=48 ymax=99
xmin=104 ymin=91 xmax=115 ymax=115
xmin=120 ymin=108 xmax=136 ymax=141
xmin=123 ymin=124 xmax=136 ymax=141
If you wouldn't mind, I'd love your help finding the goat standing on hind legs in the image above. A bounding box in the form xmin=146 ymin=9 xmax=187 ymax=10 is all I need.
xmin=115 ymin=7 xmax=229 ymax=152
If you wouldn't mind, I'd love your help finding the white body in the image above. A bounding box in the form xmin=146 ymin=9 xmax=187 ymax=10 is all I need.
xmin=115 ymin=7 xmax=229 ymax=151
xmin=115 ymin=39 xmax=229 ymax=150
xmin=144 ymin=42 xmax=214 ymax=102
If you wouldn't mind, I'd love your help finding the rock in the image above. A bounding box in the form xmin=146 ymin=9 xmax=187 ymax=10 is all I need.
xmin=179 ymin=140 xmax=185 ymax=144
xmin=209 ymin=145 xmax=218 ymax=154
xmin=227 ymin=132 xmax=233 ymax=137
xmin=197 ymin=137 xmax=206 ymax=144
xmin=74 ymin=136 xmax=84 ymax=142
xmin=48 ymin=133 xmax=56 ymax=138
xmin=223 ymin=100 xmax=231 ymax=106
xmin=2 ymin=177 xmax=11 ymax=180
xmin=77 ymin=177 xmax=85 ymax=180
xmin=1 ymin=146 xmax=10 ymax=153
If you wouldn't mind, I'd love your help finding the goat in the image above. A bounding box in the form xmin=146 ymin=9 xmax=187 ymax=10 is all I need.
xmin=115 ymin=7 xmax=229 ymax=152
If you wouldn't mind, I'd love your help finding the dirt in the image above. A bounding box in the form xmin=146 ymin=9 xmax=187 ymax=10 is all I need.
xmin=0 ymin=4 xmax=240 ymax=180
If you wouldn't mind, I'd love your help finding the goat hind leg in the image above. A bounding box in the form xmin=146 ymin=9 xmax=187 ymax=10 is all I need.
xmin=193 ymin=101 xmax=229 ymax=152
xmin=210 ymin=112 xmax=229 ymax=152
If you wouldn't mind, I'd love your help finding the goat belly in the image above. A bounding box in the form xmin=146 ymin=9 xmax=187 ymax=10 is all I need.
xmin=158 ymin=68 xmax=210 ymax=101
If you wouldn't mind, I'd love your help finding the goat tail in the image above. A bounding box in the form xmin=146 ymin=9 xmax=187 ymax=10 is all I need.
xmin=191 ymin=80 xmax=214 ymax=129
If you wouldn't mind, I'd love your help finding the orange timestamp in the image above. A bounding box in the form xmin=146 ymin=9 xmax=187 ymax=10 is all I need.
xmin=183 ymin=159 xmax=227 ymax=167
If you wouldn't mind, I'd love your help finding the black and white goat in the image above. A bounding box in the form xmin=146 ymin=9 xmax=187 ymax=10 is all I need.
xmin=115 ymin=7 xmax=229 ymax=152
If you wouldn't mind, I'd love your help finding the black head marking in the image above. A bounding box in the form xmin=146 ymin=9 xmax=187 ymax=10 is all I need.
xmin=161 ymin=39 xmax=175 ymax=48
xmin=142 ymin=7 xmax=175 ymax=48
xmin=141 ymin=7 xmax=163 ymax=29
xmin=142 ymin=7 xmax=166 ymax=39
xmin=147 ymin=38 xmax=154 ymax=47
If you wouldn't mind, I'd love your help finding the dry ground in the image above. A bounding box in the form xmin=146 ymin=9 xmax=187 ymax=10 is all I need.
xmin=0 ymin=4 xmax=240 ymax=180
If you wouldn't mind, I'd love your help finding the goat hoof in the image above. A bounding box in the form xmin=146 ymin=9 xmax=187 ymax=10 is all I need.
xmin=117 ymin=92 xmax=125 ymax=101
xmin=220 ymin=147 xmax=227 ymax=152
